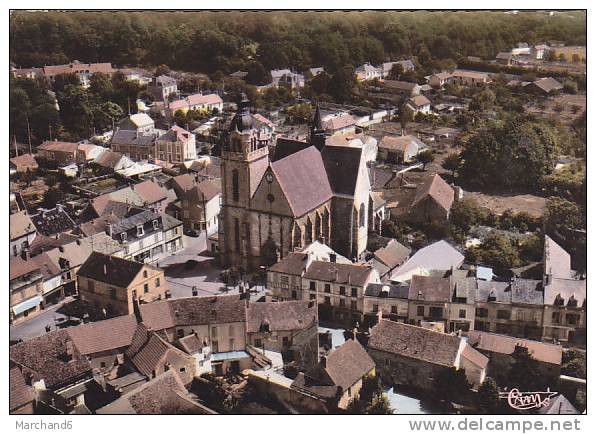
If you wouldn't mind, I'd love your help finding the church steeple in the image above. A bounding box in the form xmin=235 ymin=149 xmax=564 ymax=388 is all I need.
xmin=310 ymin=103 xmax=327 ymax=151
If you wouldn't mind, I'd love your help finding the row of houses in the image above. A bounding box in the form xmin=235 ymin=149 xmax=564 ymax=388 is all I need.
xmin=268 ymin=235 xmax=586 ymax=344
xmin=355 ymin=60 xmax=415 ymax=81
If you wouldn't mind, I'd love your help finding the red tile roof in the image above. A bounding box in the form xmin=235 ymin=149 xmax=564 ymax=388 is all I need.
xmin=411 ymin=174 xmax=454 ymax=213
xmin=134 ymin=180 xmax=168 ymax=205
xmin=67 ymin=315 xmax=138 ymax=355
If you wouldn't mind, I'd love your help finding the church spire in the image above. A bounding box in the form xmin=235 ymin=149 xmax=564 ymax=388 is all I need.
xmin=310 ymin=102 xmax=327 ymax=151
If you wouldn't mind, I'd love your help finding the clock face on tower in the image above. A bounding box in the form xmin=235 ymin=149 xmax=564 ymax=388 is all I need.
xmin=265 ymin=172 xmax=273 ymax=183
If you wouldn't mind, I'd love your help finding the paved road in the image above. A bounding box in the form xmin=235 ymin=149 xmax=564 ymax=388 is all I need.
xmin=10 ymin=297 xmax=74 ymax=342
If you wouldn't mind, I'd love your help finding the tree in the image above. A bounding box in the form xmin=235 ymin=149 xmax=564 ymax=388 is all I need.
xmin=94 ymin=101 xmax=124 ymax=132
xmin=442 ymin=153 xmax=461 ymax=178
xmin=507 ymin=348 xmax=548 ymax=391
xmin=29 ymin=103 xmax=61 ymax=143
xmin=41 ymin=188 xmax=64 ymax=209
xmin=328 ymin=65 xmax=356 ymax=104
xmin=467 ymin=233 xmax=520 ymax=269
xmin=460 ymin=118 xmax=559 ymax=190
xmin=387 ymin=63 xmax=404 ymax=80
xmin=477 ymin=378 xmax=500 ymax=414
xmin=398 ymin=104 xmax=414 ymax=132
xmin=155 ymin=64 xmax=171 ymax=76
xmin=56 ymin=84 xmax=94 ymax=138
xmin=450 ymin=198 xmax=482 ymax=231
xmin=561 ymin=350 xmax=586 ymax=379
xmin=433 ymin=367 xmax=471 ymax=403
xmin=245 ymin=61 xmax=272 ymax=86
xmin=345 ymin=375 xmax=393 ymax=414
xmin=418 ymin=149 xmax=435 ymax=170
xmin=544 ymin=197 xmax=584 ymax=236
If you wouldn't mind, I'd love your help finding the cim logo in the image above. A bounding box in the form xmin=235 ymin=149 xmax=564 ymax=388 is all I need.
xmin=499 ymin=388 xmax=558 ymax=411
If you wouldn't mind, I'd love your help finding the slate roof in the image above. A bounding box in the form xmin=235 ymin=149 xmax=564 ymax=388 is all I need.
xmin=246 ymin=301 xmax=317 ymax=333
xmin=271 ymin=146 xmax=333 ymax=217
xmin=31 ymin=207 xmax=76 ymax=236
xmin=544 ymin=277 xmax=586 ymax=307
xmin=476 ymin=280 xmax=512 ymax=303
xmin=111 ymin=129 xmax=156 ymax=147
xmin=467 ymin=331 xmax=563 ymax=365
xmin=321 ymin=145 xmax=362 ymax=196
xmin=411 ymin=174 xmax=454 ymax=213
xmin=268 ymin=252 xmax=309 ymax=276
xmin=368 ymin=320 xmax=460 ymax=367
xmin=10 ymin=363 xmax=35 ymax=412
xmin=303 ymin=261 xmax=373 ymax=287
xmin=510 ymin=278 xmax=543 ymax=305
xmin=139 ymin=295 xmax=246 ymax=331
xmin=532 ymin=77 xmax=563 ymax=93
xmin=66 ymin=315 xmax=138 ymax=355
xmin=110 ymin=209 xmax=161 ymax=235
xmin=538 ymin=394 xmax=579 ymax=415
xmin=97 ymin=370 xmax=216 ymax=415
xmin=10 ymin=210 xmax=36 ymax=240
xmin=157 ymin=125 xmax=193 ymax=143
xmin=374 ymin=239 xmax=411 ymax=269
xmin=94 ymin=150 xmax=125 ymax=169
xmin=391 ymin=240 xmax=464 ymax=281
xmin=272 ymin=138 xmax=312 ymax=162
xmin=409 ymin=275 xmax=452 ymax=302
xmin=9 ymin=330 xmax=93 ymax=389
xmin=365 ymin=282 xmax=410 ymax=299
xmin=77 ymin=252 xmax=145 ymax=288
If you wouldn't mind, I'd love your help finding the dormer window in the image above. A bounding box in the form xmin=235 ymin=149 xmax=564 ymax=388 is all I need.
xmin=121 ymin=232 xmax=127 ymax=242
xmin=137 ymin=225 xmax=144 ymax=236
xmin=153 ymin=220 xmax=159 ymax=230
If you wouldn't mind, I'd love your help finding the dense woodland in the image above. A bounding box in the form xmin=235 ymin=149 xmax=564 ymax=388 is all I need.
xmin=10 ymin=11 xmax=586 ymax=74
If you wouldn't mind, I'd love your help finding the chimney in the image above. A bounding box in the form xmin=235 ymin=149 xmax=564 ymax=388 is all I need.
xmin=65 ymin=340 xmax=74 ymax=361
xmin=320 ymin=355 xmax=327 ymax=368
xmin=334 ymin=270 xmax=339 ymax=282
xmin=377 ymin=309 xmax=383 ymax=323
xmin=106 ymin=223 xmax=113 ymax=237
xmin=20 ymin=250 xmax=30 ymax=261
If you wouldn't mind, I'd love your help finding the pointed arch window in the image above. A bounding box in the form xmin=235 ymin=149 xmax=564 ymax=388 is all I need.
xmin=232 ymin=169 xmax=239 ymax=202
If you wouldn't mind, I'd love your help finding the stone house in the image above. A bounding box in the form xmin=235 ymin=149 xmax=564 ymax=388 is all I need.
xmin=363 ymin=282 xmax=410 ymax=326
xmin=291 ymin=339 xmax=375 ymax=410
xmin=154 ymin=125 xmax=197 ymax=163
xmin=405 ymin=95 xmax=432 ymax=115
xmin=381 ymin=80 xmax=421 ymax=97
xmin=10 ymin=256 xmax=44 ymax=324
xmin=77 ymin=252 xmax=167 ymax=316
xmin=267 ymin=252 xmax=311 ymax=301
xmin=407 ymin=174 xmax=455 ymax=225
xmin=10 ymin=210 xmax=37 ymax=257
xmin=37 ymin=141 xmax=79 ymax=164
xmin=148 ymin=75 xmax=178 ymax=102
xmin=377 ymin=135 xmax=423 ymax=164
xmin=10 ymin=364 xmax=36 ymax=414
xmin=371 ymin=239 xmax=411 ymax=279
xmin=167 ymin=93 xmax=223 ymax=118
xmin=407 ymin=274 xmax=452 ymax=326
xmin=367 ymin=320 xmax=487 ymax=391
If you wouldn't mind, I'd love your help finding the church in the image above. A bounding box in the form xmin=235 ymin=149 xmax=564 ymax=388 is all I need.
xmin=218 ymin=96 xmax=372 ymax=270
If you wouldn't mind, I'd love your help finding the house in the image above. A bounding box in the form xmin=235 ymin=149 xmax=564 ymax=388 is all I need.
xmin=138 ymin=295 xmax=249 ymax=376
xmin=229 ymin=70 xmax=248 ymax=79
xmin=161 ymin=213 xmax=185 ymax=254
xmin=76 ymin=143 xmax=106 ymax=163
xmin=407 ymin=274 xmax=452 ymax=326
xmin=527 ymin=77 xmax=564 ymax=95
xmin=363 ymin=282 xmax=410 ymax=324
xmin=10 ymin=363 xmax=36 ymax=414
xmin=377 ymin=135 xmax=424 ymax=164
xmin=96 ymin=370 xmax=215 ymax=414
xmin=77 ymin=252 xmax=167 ymax=316
xmin=369 ymin=192 xmax=387 ymax=234
xmin=167 ymin=93 xmax=223 ymax=117
xmin=321 ymin=112 xmax=357 ymax=135
xmin=109 ymin=130 xmax=158 ymax=162
xmin=390 ymin=240 xmax=464 ymax=283
xmin=93 ymin=150 xmax=135 ymax=172
xmin=10 ymin=210 xmax=37 ymax=257
xmin=10 ymin=153 xmax=38 ymax=173
xmin=474 ymin=280 xmax=514 ymax=334
xmin=148 ymin=75 xmax=178 ymax=102
xmin=371 ymin=239 xmax=411 ymax=279
xmin=407 ymin=174 xmax=455 ymax=224
xmin=405 ymin=95 xmax=432 ymax=115
xmin=133 ymin=180 xmax=169 ymax=212
xmin=10 ymin=256 xmax=44 ymax=324
xmin=30 ymin=252 xmax=65 ymax=305
xmin=300 ymin=240 xmax=351 ymax=265
xmin=11 ymin=61 xmax=114 ymax=86
xmin=270 ymin=69 xmax=305 ymax=88
xmin=168 ymin=176 xmax=221 ymax=235
xmin=447 ymin=271 xmax=477 ymax=333
xmin=542 ymin=236 xmax=586 ymax=343
xmin=246 ymin=300 xmax=319 ymax=370
xmin=428 ymin=72 xmax=453 ymax=88
xmin=291 ymin=339 xmax=375 ymax=410
xmin=267 ymin=252 xmax=311 ymax=301
xmin=451 ymin=70 xmax=492 ymax=87
xmin=154 ymin=125 xmax=197 ymax=163
xmin=355 ymin=63 xmax=382 ymax=81
xmin=467 ymin=330 xmax=562 ymax=386
xmin=381 ymin=80 xmax=421 ymax=97
xmin=380 ymin=60 xmax=415 ymax=77
xmin=9 ymin=330 xmax=95 ymax=413
xmin=307 ymin=67 xmax=325 ymax=77
xmin=532 ymin=44 xmax=550 ymax=60
xmin=117 ymin=113 xmax=155 ymax=134
xmin=509 ymin=278 xmax=544 ymax=340
xmin=367 ymin=320 xmax=488 ymax=390
xmin=303 ymin=261 xmax=379 ymax=326
xmin=495 ymin=52 xmax=514 ymax=66
xmin=37 ymin=141 xmax=79 ymax=164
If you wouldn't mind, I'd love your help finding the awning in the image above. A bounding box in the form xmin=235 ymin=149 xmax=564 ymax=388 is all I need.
xmin=211 ymin=351 xmax=250 ymax=362
xmin=11 ymin=296 xmax=42 ymax=315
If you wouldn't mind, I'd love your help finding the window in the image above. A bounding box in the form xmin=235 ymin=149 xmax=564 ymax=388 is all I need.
xmin=429 ymin=307 xmax=443 ymax=318
xmin=459 ymin=309 xmax=466 ymax=319
xmin=100 ymin=362 xmax=106 ymax=368
xmin=417 ymin=306 xmax=425 ymax=317
xmin=179 ymin=367 xmax=186 ymax=373
xmin=234 ymin=218 xmax=240 ymax=252
xmin=229 ymin=325 xmax=235 ymax=336
xmin=110 ymin=289 xmax=117 ymax=300
xmin=232 ymin=169 xmax=239 ymax=202
xmin=372 ymin=304 xmax=379 ymax=312
xmin=153 ymin=220 xmax=159 ymax=230
xmin=351 ymin=288 xmax=358 ymax=297
xmin=88 ymin=280 xmax=95 ymax=292
xmin=229 ymin=338 xmax=235 ymax=349
xmin=309 ymin=294 xmax=316 ymax=300
xmin=324 ymin=283 xmax=331 ymax=293
xmin=132 ymin=289 xmax=137 ymax=300
xmin=391 ymin=306 xmax=398 ymax=314
xmin=309 ymin=281 xmax=316 ymax=291
xmin=566 ymin=314 xmax=578 ymax=325
xmin=476 ymin=308 xmax=488 ymax=318
xmin=254 ymin=339 xmax=263 ymax=348
xmin=350 ymin=300 xmax=357 ymax=310
xmin=552 ymin=312 xmax=561 ymax=324
xmin=280 ymin=276 xmax=289 ymax=287
xmin=339 ymin=286 xmax=346 ymax=296
xmin=324 ymin=297 xmax=331 ymax=305
xmin=144 ymin=283 xmax=149 ymax=293
xmin=177 ymin=329 xmax=184 ymax=338
xmin=282 ymin=337 xmax=289 ymax=347
xmin=211 ymin=326 xmax=217 ymax=338
xmin=359 ymin=203 xmax=366 ymax=227
xmin=143 ymin=270 xmax=148 ymax=278
xmin=497 ymin=310 xmax=511 ymax=320
xmin=121 ymin=233 xmax=127 ymax=242
xmin=339 ymin=299 xmax=346 ymax=308
xmin=291 ymin=290 xmax=297 ymax=299
xmin=137 ymin=225 xmax=144 ymax=236
xmin=155 ymin=278 xmax=161 ymax=287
